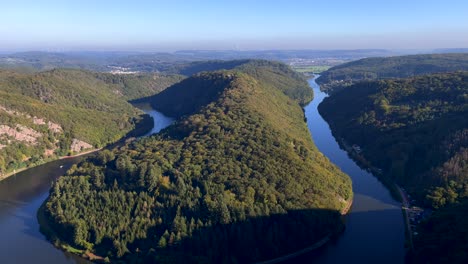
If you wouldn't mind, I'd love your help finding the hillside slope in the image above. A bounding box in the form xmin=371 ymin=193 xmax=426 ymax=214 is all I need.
xmin=318 ymin=72 xmax=468 ymax=263
xmin=147 ymin=60 xmax=312 ymax=118
xmin=0 ymin=69 xmax=181 ymax=177
xmin=317 ymin=53 xmax=468 ymax=92
xmin=44 ymin=66 xmax=352 ymax=262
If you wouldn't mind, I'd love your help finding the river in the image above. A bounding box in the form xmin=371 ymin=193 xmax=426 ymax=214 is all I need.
xmin=302 ymin=77 xmax=405 ymax=263
xmin=0 ymin=79 xmax=404 ymax=263
xmin=0 ymin=107 xmax=173 ymax=264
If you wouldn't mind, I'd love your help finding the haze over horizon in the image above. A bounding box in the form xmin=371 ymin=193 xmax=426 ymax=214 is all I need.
xmin=2 ymin=0 xmax=468 ymax=52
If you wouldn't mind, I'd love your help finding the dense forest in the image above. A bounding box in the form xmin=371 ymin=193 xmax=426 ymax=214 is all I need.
xmin=0 ymin=69 xmax=181 ymax=177
xmin=318 ymin=72 xmax=468 ymax=262
xmin=410 ymin=199 xmax=468 ymax=263
xmin=317 ymin=53 xmax=468 ymax=92
xmin=44 ymin=63 xmax=352 ymax=262
xmin=145 ymin=60 xmax=313 ymax=117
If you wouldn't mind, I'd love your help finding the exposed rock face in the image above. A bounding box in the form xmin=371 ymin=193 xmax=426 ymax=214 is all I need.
xmin=70 ymin=139 xmax=93 ymax=153
xmin=112 ymin=89 xmax=123 ymax=96
xmin=1 ymin=105 xmax=63 ymax=133
xmin=1 ymin=104 xmax=92 ymax=162
xmin=0 ymin=105 xmax=19 ymax=116
xmin=0 ymin=124 xmax=42 ymax=144
xmin=43 ymin=148 xmax=55 ymax=157
xmin=47 ymin=121 xmax=62 ymax=133
xmin=33 ymin=117 xmax=46 ymax=125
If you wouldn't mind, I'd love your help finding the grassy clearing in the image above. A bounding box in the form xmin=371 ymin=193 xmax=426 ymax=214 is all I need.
xmin=292 ymin=66 xmax=331 ymax=73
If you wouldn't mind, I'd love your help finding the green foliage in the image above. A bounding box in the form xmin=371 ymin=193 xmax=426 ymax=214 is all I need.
xmin=292 ymin=65 xmax=331 ymax=74
xmin=411 ymin=199 xmax=468 ymax=263
xmin=319 ymin=72 xmax=468 ymax=263
xmin=0 ymin=68 xmax=179 ymax=175
xmin=319 ymin=72 xmax=468 ymax=205
xmin=318 ymin=53 xmax=468 ymax=93
xmin=92 ymin=72 xmax=183 ymax=101
xmin=146 ymin=60 xmax=313 ymax=118
xmin=45 ymin=66 xmax=351 ymax=262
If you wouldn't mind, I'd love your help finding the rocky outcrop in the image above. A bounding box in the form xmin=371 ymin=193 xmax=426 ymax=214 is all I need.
xmin=1 ymin=105 xmax=63 ymax=133
xmin=0 ymin=124 xmax=42 ymax=144
xmin=70 ymin=139 xmax=93 ymax=153
xmin=47 ymin=121 xmax=62 ymax=133
xmin=33 ymin=117 xmax=46 ymax=125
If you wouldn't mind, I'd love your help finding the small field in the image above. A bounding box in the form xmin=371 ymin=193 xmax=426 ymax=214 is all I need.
xmin=292 ymin=66 xmax=331 ymax=73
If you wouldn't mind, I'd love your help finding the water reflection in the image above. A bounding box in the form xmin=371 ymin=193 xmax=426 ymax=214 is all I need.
xmin=303 ymin=77 xmax=405 ymax=264
xmin=0 ymin=106 xmax=172 ymax=264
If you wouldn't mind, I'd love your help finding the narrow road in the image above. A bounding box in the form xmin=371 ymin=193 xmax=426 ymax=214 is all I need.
xmin=396 ymin=186 xmax=414 ymax=250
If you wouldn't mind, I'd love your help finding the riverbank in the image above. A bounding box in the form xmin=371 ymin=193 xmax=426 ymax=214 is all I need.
xmin=37 ymin=203 xmax=106 ymax=263
xmin=35 ymin=110 xmax=156 ymax=263
xmin=333 ymin=136 xmax=402 ymax=202
xmin=0 ymin=113 xmax=154 ymax=184
xmin=256 ymin=197 xmax=353 ymax=264
xmin=330 ymin=133 xmax=421 ymax=254
xmin=397 ymin=186 xmax=414 ymax=250
xmin=257 ymin=235 xmax=331 ymax=264
xmin=0 ymin=148 xmax=102 ymax=183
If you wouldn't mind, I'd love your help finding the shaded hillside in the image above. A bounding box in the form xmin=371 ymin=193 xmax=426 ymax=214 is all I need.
xmin=44 ymin=68 xmax=352 ymax=262
xmin=319 ymin=72 xmax=468 ymax=262
xmin=147 ymin=60 xmax=312 ymax=118
xmin=0 ymin=69 xmax=180 ymax=177
xmin=317 ymin=53 xmax=468 ymax=92
xmin=92 ymin=72 xmax=183 ymax=101
xmin=411 ymin=199 xmax=468 ymax=263
xmin=319 ymin=72 xmax=467 ymax=206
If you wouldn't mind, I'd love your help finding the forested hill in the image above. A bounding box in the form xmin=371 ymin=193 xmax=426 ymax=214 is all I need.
xmin=44 ymin=66 xmax=352 ymax=262
xmin=318 ymin=72 xmax=468 ymax=263
xmin=145 ymin=60 xmax=312 ymax=117
xmin=0 ymin=69 xmax=181 ymax=177
xmin=317 ymin=53 xmax=468 ymax=92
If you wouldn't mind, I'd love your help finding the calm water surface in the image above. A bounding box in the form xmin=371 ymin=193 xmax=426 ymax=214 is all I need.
xmin=302 ymin=77 xmax=405 ymax=263
xmin=0 ymin=107 xmax=172 ymax=264
xmin=0 ymin=82 xmax=404 ymax=263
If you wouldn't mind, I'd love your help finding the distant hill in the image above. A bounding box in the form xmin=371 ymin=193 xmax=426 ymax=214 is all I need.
xmin=0 ymin=69 xmax=181 ymax=176
xmin=92 ymin=72 xmax=183 ymax=101
xmin=145 ymin=60 xmax=312 ymax=115
xmin=0 ymin=49 xmax=400 ymax=74
xmin=317 ymin=53 xmax=468 ymax=92
xmin=319 ymin=72 xmax=468 ymax=263
xmin=44 ymin=61 xmax=352 ymax=262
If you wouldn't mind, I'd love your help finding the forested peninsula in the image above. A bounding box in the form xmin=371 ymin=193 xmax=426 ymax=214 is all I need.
xmin=43 ymin=61 xmax=352 ymax=262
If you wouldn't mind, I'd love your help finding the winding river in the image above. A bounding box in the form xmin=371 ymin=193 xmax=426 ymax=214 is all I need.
xmin=0 ymin=78 xmax=404 ymax=263
xmin=304 ymin=77 xmax=405 ymax=263
xmin=0 ymin=107 xmax=173 ymax=264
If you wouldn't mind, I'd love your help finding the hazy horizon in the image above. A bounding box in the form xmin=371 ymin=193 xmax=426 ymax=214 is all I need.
xmin=2 ymin=0 xmax=468 ymax=52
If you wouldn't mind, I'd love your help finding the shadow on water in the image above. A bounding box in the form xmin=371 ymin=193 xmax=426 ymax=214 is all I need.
xmin=0 ymin=78 xmax=405 ymax=263
xmin=93 ymin=206 xmax=402 ymax=264
xmin=285 ymin=208 xmax=403 ymax=264
xmin=304 ymin=77 xmax=405 ymax=263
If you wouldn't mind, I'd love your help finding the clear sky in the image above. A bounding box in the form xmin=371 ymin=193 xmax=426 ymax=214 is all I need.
xmin=1 ymin=0 xmax=468 ymax=51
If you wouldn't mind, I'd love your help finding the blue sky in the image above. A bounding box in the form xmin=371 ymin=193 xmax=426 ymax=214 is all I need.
xmin=1 ymin=0 xmax=468 ymax=51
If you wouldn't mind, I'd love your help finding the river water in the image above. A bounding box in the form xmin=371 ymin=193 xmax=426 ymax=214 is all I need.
xmin=304 ymin=77 xmax=405 ymax=263
xmin=0 ymin=79 xmax=404 ymax=263
xmin=0 ymin=108 xmax=173 ymax=264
